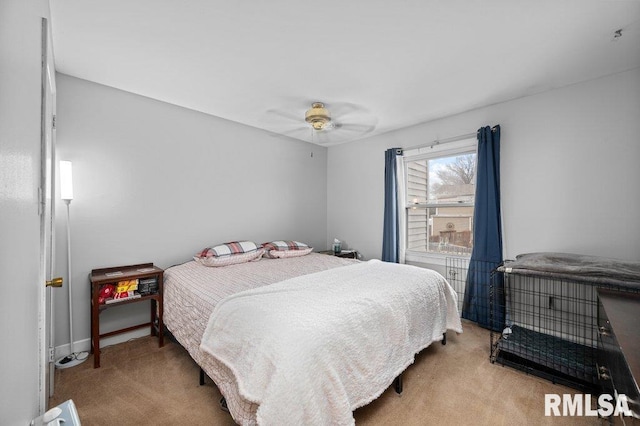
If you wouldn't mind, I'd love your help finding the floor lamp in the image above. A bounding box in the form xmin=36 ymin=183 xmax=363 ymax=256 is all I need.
xmin=55 ymin=160 xmax=89 ymax=369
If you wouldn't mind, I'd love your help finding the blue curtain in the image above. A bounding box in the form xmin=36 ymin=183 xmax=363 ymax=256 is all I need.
xmin=462 ymin=125 xmax=504 ymax=330
xmin=382 ymin=148 xmax=402 ymax=262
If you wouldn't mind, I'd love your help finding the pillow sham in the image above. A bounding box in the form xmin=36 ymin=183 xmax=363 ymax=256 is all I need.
xmin=195 ymin=248 xmax=265 ymax=267
xmin=262 ymin=241 xmax=313 ymax=259
xmin=262 ymin=240 xmax=309 ymax=252
xmin=197 ymin=241 xmax=261 ymax=258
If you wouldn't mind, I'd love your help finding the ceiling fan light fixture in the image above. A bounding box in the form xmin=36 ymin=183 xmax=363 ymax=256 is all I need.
xmin=305 ymin=102 xmax=331 ymax=130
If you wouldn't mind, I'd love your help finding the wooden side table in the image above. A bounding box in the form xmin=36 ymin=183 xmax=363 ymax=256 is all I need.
xmin=318 ymin=249 xmax=359 ymax=259
xmin=89 ymin=263 xmax=164 ymax=368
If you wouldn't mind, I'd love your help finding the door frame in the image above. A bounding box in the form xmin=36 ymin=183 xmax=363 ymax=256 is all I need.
xmin=39 ymin=16 xmax=57 ymax=411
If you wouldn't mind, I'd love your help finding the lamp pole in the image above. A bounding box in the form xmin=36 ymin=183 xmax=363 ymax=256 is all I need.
xmin=56 ymin=161 xmax=88 ymax=368
xmin=65 ymin=199 xmax=74 ymax=356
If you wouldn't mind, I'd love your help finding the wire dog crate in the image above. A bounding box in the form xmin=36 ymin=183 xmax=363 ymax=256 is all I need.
xmin=445 ymin=257 xmax=469 ymax=314
xmin=489 ymin=254 xmax=640 ymax=392
xmin=445 ymin=257 xmax=501 ymax=324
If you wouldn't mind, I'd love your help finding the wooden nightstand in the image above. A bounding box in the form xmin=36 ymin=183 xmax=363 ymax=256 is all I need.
xmin=89 ymin=263 xmax=164 ymax=368
xmin=318 ymin=249 xmax=359 ymax=259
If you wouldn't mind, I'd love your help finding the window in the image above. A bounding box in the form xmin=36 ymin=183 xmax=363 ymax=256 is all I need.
xmin=402 ymin=139 xmax=477 ymax=262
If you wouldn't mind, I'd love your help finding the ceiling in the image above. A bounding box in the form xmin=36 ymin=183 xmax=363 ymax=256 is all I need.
xmin=50 ymin=1 xmax=640 ymax=146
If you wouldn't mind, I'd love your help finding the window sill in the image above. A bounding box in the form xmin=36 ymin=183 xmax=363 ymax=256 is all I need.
xmin=405 ymin=251 xmax=470 ymax=267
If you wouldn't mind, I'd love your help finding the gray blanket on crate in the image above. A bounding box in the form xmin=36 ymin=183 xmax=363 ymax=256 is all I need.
xmin=498 ymin=252 xmax=640 ymax=289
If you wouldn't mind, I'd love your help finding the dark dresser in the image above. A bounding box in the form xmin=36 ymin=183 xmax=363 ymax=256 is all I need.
xmin=597 ymin=288 xmax=640 ymax=423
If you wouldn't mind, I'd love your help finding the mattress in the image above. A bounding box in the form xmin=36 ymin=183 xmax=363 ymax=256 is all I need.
xmin=164 ymin=253 xmax=358 ymax=367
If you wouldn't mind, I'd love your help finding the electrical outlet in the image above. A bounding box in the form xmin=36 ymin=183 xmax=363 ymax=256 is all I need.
xmin=48 ymin=347 xmax=55 ymax=363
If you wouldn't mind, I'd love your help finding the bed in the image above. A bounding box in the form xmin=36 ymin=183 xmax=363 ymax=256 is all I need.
xmin=164 ymin=252 xmax=462 ymax=425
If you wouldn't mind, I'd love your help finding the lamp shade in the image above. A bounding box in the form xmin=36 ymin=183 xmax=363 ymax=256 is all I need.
xmin=60 ymin=160 xmax=73 ymax=200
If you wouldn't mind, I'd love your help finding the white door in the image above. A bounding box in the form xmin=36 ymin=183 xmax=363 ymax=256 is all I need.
xmin=40 ymin=16 xmax=58 ymax=409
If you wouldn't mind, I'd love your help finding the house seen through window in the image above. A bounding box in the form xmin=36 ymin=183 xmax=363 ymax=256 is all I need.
xmin=404 ymin=143 xmax=477 ymax=258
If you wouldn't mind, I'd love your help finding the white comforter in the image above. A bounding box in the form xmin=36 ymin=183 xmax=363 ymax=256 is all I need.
xmin=200 ymin=260 xmax=462 ymax=425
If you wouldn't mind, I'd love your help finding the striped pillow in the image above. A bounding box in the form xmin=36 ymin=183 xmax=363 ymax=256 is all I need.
xmin=195 ymin=248 xmax=265 ymax=267
xmin=262 ymin=241 xmax=312 ymax=259
xmin=262 ymin=241 xmax=309 ymax=252
xmin=197 ymin=241 xmax=260 ymax=258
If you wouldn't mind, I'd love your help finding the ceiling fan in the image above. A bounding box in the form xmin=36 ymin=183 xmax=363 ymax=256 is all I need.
xmin=265 ymin=101 xmax=377 ymax=145
xmin=304 ymin=102 xmax=333 ymax=130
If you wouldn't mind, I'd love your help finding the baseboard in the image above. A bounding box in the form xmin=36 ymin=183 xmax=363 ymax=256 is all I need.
xmin=54 ymin=328 xmax=150 ymax=359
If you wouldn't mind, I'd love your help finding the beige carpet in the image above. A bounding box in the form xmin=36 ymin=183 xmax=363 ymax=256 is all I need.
xmin=50 ymin=321 xmax=605 ymax=425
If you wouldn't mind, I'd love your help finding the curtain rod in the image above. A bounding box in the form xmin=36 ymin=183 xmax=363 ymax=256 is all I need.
xmin=404 ymin=131 xmax=477 ymax=152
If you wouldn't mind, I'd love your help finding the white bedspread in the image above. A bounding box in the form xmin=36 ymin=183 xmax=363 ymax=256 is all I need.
xmin=163 ymin=253 xmax=356 ymax=368
xmin=200 ymin=259 xmax=462 ymax=425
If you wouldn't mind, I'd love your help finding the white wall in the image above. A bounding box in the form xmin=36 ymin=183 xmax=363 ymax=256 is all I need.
xmin=327 ymin=68 xmax=640 ymax=263
xmin=54 ymin=74 xmax=328 ymax=349
xmin=54 ymin=67 xmax=640 ymax=356
xmin=0 ymin=0 xmax=51 ymax=423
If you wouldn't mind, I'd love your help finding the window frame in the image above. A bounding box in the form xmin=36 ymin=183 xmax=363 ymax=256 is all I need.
xmin=401 ymin=138 xmax=478 ymax=266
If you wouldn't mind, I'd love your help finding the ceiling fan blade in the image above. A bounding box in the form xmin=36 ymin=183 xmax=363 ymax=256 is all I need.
xmin=314 ymin=130 xmax=332 ymax=144
xmin=334 ymin=122 xmax=376 ymax=134
xmin=282 ymin=126 xmax=311 ymax=136
xmin=327 ymin=102 xmax=361 ymax=117
xmin=265 ymin=126 xmax=309 ymax=139
xmin=265 ymin=108 xmax=302 ymax=123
